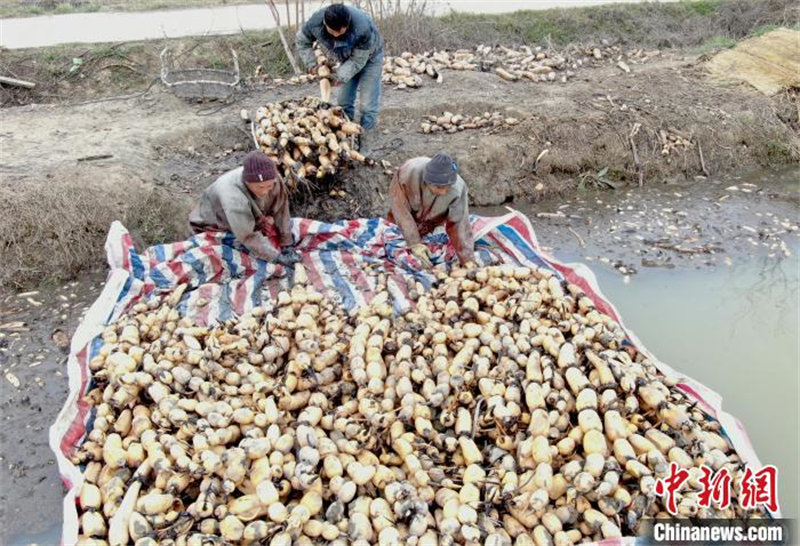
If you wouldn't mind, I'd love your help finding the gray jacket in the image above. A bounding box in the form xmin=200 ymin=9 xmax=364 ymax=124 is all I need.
xmin=388 ymin=157 xmax=475 ymax=264
xmin=295 ymin=5 xmax=384 ymax=83
xmin=188 ymin=167 xmax=292 ymax=261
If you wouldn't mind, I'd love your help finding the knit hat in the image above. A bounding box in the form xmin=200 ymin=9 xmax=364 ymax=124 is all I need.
xmin=243 ymin=151 xmax=277 ymax=183
xmin=424 ymin=152 xmax=458 ymax=186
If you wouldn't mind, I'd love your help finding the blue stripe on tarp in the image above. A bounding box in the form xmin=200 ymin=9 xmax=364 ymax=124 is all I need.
xmin=130 ymin=249 xmax=145 ymax=280
xmin=89 ymin=336 xmax=104 ymax=361
xmin=154 ymin=244 xmax=166 ymax=263
xmin=250 ymin=260 xmax=268 ymax=308
xmin=221 ymin=233 xmax=238 ymax=277
xmin=149 ymin=266 xmax=172 ymax=289
xmin=218 ymin=279 xmax=233 ymax=321
xmin=476 ymin=247 xmax=495 ymax=266
xmin=318 ymin=250 xmax=356 ymax=310
xmin=495 ymin=223 xmax=555 ymax=272
xmin=109 ymin=275 xmax=134 ymax=323
xmin=357 ymin=218 xmax=377 ymax=247
xmin=182 ymin=251 xmax=209 ymax=285
xmin=177 ymin=295 xmax=189 ymax=316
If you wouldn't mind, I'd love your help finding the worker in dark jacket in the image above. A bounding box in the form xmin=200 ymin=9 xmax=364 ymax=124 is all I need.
xmin=189 ymin=151 xmax=299 ymax=266
xmin=388 ymin=152 xmax=475 ymax=267
xmin=295 ymin=3 xmax=384 ymax=153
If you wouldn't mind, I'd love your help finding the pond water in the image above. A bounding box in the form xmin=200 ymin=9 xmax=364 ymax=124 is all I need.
xmin=551 ymin=246 xmax=800 ymax=519
xmin=492 ymin=166 xmax=800 ymax=519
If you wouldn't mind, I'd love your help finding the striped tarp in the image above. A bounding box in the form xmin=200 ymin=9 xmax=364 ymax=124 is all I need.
xmin=49 ymin=211 xmax=772 ymax=545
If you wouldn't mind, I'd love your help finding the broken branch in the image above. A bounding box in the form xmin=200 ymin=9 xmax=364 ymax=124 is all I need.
xmin=0 ymin=75 xmax=35 ymax=89
xmin=265 ymin=0 xmax=301 ymax=75
xmin=628 ymin=122 xmax=643 ymax=188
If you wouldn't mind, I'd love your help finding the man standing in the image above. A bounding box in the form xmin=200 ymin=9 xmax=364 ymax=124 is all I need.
xmin=388 ymin=152 xmax=475 ymax=267
xmin=296 ymin=3 xmax=384 ymax=153
xmin=189 ymin=151 xmax=299 ymax=266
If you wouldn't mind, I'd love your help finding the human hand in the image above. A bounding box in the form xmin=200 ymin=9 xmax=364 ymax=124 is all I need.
xmin=276 ymin=247 xmax=301 ymax=267
xmin=410 ymin=243 xmax=433 ymax=269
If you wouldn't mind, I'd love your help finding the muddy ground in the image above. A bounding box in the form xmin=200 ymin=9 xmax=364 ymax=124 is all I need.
xmin=0 ymin=40 xmax=799 ymax=542
xmin=1 ymin=46 xmax=798 ymax=287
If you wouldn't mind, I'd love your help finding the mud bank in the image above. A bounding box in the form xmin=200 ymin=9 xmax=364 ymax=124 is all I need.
xmin=2 ymin=47 xmax=798 ymax=287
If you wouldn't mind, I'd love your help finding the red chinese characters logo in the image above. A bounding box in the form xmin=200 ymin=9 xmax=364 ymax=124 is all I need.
xmin=739 ymin=465 xmax=779 ymax=513
xmin=698 ymin=465 xmax=732 ymax=510
xmin=655 ymin=462 xmax=780 ymax=515
xmin=654 ymin=462 xmax=690 ymax=515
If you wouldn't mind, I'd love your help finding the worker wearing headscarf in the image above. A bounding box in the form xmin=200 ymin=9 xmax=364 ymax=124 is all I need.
xmin=189 ymin=151 xmax=299 ymax=265
xmin=388 ymin=152 xmax=475 ymax=267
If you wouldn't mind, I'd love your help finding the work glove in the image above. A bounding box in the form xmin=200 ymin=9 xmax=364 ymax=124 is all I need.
xmin=276 ymin=247 xmax=301 ymax=267
xmin=410 ymin=243 xmax=433 ymax=269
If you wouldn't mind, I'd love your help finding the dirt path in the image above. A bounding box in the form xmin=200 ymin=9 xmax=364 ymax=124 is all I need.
xmin=3 ymin=49 xmax=796 ymax=204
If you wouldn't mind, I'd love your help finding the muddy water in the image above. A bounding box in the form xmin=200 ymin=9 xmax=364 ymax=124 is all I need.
xmin=555 ymin=246 xmax=799 ymax=519
xmin=482 ymin=166 xmax=800 ymax=519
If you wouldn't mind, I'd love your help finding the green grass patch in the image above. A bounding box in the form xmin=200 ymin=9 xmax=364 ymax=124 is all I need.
xmin=766 ymin=141 xmax=793 ymax=164
xmin=697 ymin=35 xmax=738 ymax=52
xmin=683 ymin=0 xmax=722 ymax=16
xmin=750 ymin=23 xmax=780 ymax=36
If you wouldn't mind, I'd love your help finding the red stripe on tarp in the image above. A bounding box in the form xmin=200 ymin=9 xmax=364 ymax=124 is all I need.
xmin=121 ymin=233 xmax=132 ymax=271
xmin=677 ymin=383 xmax=716 ymax=416
xmin=167 ymin=259 xmax=187 ymax=284
xmin=305 ymin=250 xmax=328 ymax=295
xmin=298 ymin=217 xmax=313 ymax=240
xmin=548 ymin=261 xmax=621 ymax=322
xmin=59 ymin=345 xmax=91 ymax=456
xmin=232 ymin=277 xmax=249 ymax=315
xmin=239 ymin=247 xmax=254 ymax=274
xmin=341 ymin=251 xmax=372 ymax=305
xmin=199 ymin=243 xmax=225 ymax=284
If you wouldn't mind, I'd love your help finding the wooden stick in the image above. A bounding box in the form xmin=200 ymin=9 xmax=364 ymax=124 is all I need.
xmin=265 ymin=0 xmax=301 ymax=75
xmin=628 ymin=123 xmax=643 ymax=187
xmin=568 ymin=227 xmax=586 ymax=248
xmin=0 ymin=75 xmax=35 ymax=89
xmin=77 ymin=154 xmax=114 ymax=162
xmin=697 ymin=141 xmax=710 ymax=177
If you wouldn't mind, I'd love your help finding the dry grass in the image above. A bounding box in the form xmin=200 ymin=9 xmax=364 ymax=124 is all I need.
xmin=0 ymin=182 xmax=190 ymax=288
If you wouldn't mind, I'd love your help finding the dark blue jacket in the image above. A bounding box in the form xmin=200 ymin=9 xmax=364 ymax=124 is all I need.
xmin=295 ymin=5 xmax=384 ymax=82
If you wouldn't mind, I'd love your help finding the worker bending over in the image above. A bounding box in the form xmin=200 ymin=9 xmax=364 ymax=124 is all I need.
xmin=189 ymin=151 xmax=300 ymax=266
xmin=296 ymin=3 xmax=384 ymax=153
xmin=388 ymin=152 xmax=475 ymax=267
